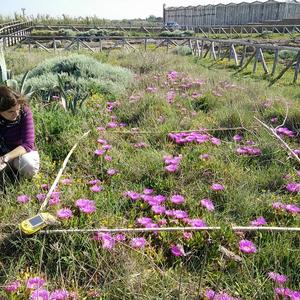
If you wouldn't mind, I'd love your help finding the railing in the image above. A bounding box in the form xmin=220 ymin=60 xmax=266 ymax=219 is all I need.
xmin=0 ymin=21 xmax=33 ymax=46
xmin=1 ymin=34 xmax=299 ymax=84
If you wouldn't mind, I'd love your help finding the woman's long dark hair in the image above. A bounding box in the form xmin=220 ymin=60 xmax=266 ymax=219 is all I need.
xmin=0 ymin=85 xmax=26 ymax=112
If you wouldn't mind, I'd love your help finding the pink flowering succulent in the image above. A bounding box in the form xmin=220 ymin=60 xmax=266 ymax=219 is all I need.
xmin=94 ymin=149 xmax=105 ymax=156
xmin=136 ymin=217 xmax=153 ymax=227
xmin=30 ymin=289 xmax=49 ymax=300
xmin=87 ymin=179 xmax=101 ymax=185
xmin=166 ymin=90 xmax=176 ymax=103
xmin=236 ymin=146 xmax=261 ymax=156
xmin=75 ymin=199 xmax=96 ymax=214
xmin=188 ymin=218 xmax=207 ymax=227
xmin=151 ymin=205 xmax=166 ymax=214
xmin=170 ymin=194 xmax=185 ymax=204
xmin=130 ymin=237 xmax=146 ymax=249
xmin=50 ymin=289 xmax=69 ymax=300
xmin=211 ymin=183 xmax=225 ymax=191
xmin=250 ymin=216 xmax=267 ymax=226
xmin=57 ymin=208 xmax=73 ymax=219
xmin=200 ymin=198 xmax=215 ymax=211
xmin=101 ymin=233 xmax=116 ymax=250
xmin=26 ymin=277 xmax=46 ymax=289
xmin=239 ymin=239 xmax=257 ymax=254
xmin=90 ymin=185 xmax=102 ymax=193
xmin=4 ymin=280 xmax=21 ymax=293
xmin=124 ymin=191 xmax=141 ymax=201
xmin=233 ymin=134 xmax=243 ymax=142
xmin=199 ymin=153 xmax=211 ymax=161
xmin=276 ymin=127 xmax=296 ymax=137
xmin=268 ymin=271 xmax=288 ymax=285
xmin=170 ymin=244 xmax=185 ymax=256
xmin=286 ymin=182 xmax=300 ymax=193
xmin=17 ymin=194 xmax=30 ymax=204
xmin=107 ymin=168 xmax=118 ymax=176
xmin=60 ymin=178 xmax=72 ymax=185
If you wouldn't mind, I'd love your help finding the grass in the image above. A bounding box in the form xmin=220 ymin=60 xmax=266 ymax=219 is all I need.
xmin=1 ymin=48 xmax=300 ymax=299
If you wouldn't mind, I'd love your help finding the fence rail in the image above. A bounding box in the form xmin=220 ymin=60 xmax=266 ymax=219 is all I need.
xmin=1 ymin=34 xmax=299 ymax=84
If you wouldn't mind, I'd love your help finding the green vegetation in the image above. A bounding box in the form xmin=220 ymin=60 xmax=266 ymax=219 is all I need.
xmin=0 ymin=47 xmax=300 ymax=299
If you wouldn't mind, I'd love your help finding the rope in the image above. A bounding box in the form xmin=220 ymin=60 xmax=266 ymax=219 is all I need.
xmin=39 ymin=226 xmax=300 ymax=235
xmin=39 ymin=130 xmax=90 ymax=212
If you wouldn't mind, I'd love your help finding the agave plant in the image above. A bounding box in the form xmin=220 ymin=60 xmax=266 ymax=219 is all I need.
xmin=5 ymin=71 xmax=35 ymax=99
xmin=0 ymin=42 xmax=35 ymax=98
xmin=56 ymin=74 xmax=89 ymax=115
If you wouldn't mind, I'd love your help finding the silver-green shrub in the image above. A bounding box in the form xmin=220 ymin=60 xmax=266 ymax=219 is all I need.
xmin=24 ymin=54 xmax=134 ymax=99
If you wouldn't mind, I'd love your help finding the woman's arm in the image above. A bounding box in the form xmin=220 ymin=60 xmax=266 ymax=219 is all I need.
xmin=1 ymin=145 xmax=27 ymax=162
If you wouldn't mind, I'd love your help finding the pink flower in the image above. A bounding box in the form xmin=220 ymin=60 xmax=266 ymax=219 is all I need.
xmin=136 ymin=217 xmax=153 ymax=226
xmin=200 ymin=198 xmax=215 ymax=211
xmin=107 ymin=121 xmax=118 ymax=128
xmin=101 ymin=233 xmax=115 ymax=250
xmin=49 ymin=196 xmax=60 ymax=206
xmin=271 ymin=117 xmax=278 ymax=123
xmin=286 ymin=182 xmax=300 ymax=193
xmin=170 ymin=244 xmax=185 ymax=256
xmin=268 ymin=271 xmax=287 ymax=285
xmin=272 ymin=201 xmax=285 ymax=211
xmin=166 ymin=90 xmax=176 ymax=103
xmin=115 ymin=234 xmax=126 ymax=242
xmin=173 ymin=210 xmax=188 ymax=219
xmin=250 ymin=216 xmax=267 ymax=226
xmin=124 ymin=191 xmax=141 ymax=200
xmin=94 ymin=149 xmax=105 ymax=156
xmin=146 ymin=86 xmax=157 ymax=93
xmin=285 ymin=204 xmax=300 ymax=214
xmin=57 ymin=208 xmax=73 ymax=219
xmin=233 ymin=134 xmax=242 ymax=142
xmin=107 ymin=168 xmax=118 ymax=176
xmin=210 ymin=137 xmax=221 ymax=145
xmin=87 ymin=179 xmax=101 ymax=185
xmin=60 ymin=178 xmax=72 ymax=185
xmin=97 ymin=138 xmax=107 ymax=145
xmin=275 ymin=287 xmax=292 ymax=297
xmin=188 ymin=218 xmax=206 ymax=227
xmin=151 ymin=205 xmax=166 ymax=214
xmin=26 ymin=277 xmax=45 ymax=289
xmin=104 ymin=155 xmax=112 ymax=161
xmin=4 ymin=280 xmax=21 ymax=293
xmin=165 ymin=164 xmax=178 ymax=172
xmin=211 ymin=183 xmax=224 ymax=191
xmin=183 ymin=232 xmax=193 ymax=240
xmin=75 ymin=199 xmax=96 ymax=214
xmin=41 ymin=184 xmax=49 ymax=190
xmin=143 ymin=188 xmax=153 ymax=195
xmin=239 ymin=239 xmax=257 ymax=254
xmin=170 ymin=194 xmax=185 ymax=204
xmin=36 ymin=193 xmax=46 ymax=202
xmin=199 ymin=153 xmax=211 ymax=161
xmin=30 ymin=289 xmax=49 ymax=300
xmin=17 ymin=194 xmax=30 ymax=203
xmin=90 ymin=185 xmax=102 ymax=192
xmin=50 ymin=289 xmax=69 ymax=300
xmin=97 ymin=126 xmax=106 ymax=131
xmin=130 ymin=237 xmax=146 ymax=248
xmin=205 ymin=289 xmax=216 ymax=300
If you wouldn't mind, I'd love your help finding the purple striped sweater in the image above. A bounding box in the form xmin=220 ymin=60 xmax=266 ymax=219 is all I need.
xmin=0 ymin=106 xmax=36 ymax=153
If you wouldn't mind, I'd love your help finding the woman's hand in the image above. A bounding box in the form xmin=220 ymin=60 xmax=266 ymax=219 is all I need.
xmin=0 ymin=155 xmax=8 ymax=171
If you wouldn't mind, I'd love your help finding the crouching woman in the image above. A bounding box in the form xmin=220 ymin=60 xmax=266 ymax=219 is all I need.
xmin=0 ymin=86 xmax=39 ymax=178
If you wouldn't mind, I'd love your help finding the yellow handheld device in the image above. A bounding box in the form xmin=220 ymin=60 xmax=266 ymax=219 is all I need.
xmin=20 ymin=213 xmax=58 ymax=235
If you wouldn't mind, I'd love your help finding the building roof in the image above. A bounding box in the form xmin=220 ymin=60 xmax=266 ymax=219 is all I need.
xmin=165 ymin=0 xmax=300 ymax=10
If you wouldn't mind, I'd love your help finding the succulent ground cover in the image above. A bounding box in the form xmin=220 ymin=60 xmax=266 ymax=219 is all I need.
xmin=0 ymin=49 xmax=300 ymax=299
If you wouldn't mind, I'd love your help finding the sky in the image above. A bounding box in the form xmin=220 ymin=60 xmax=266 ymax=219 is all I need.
xmin=1 ymin=0 xmax=263 ymax=20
